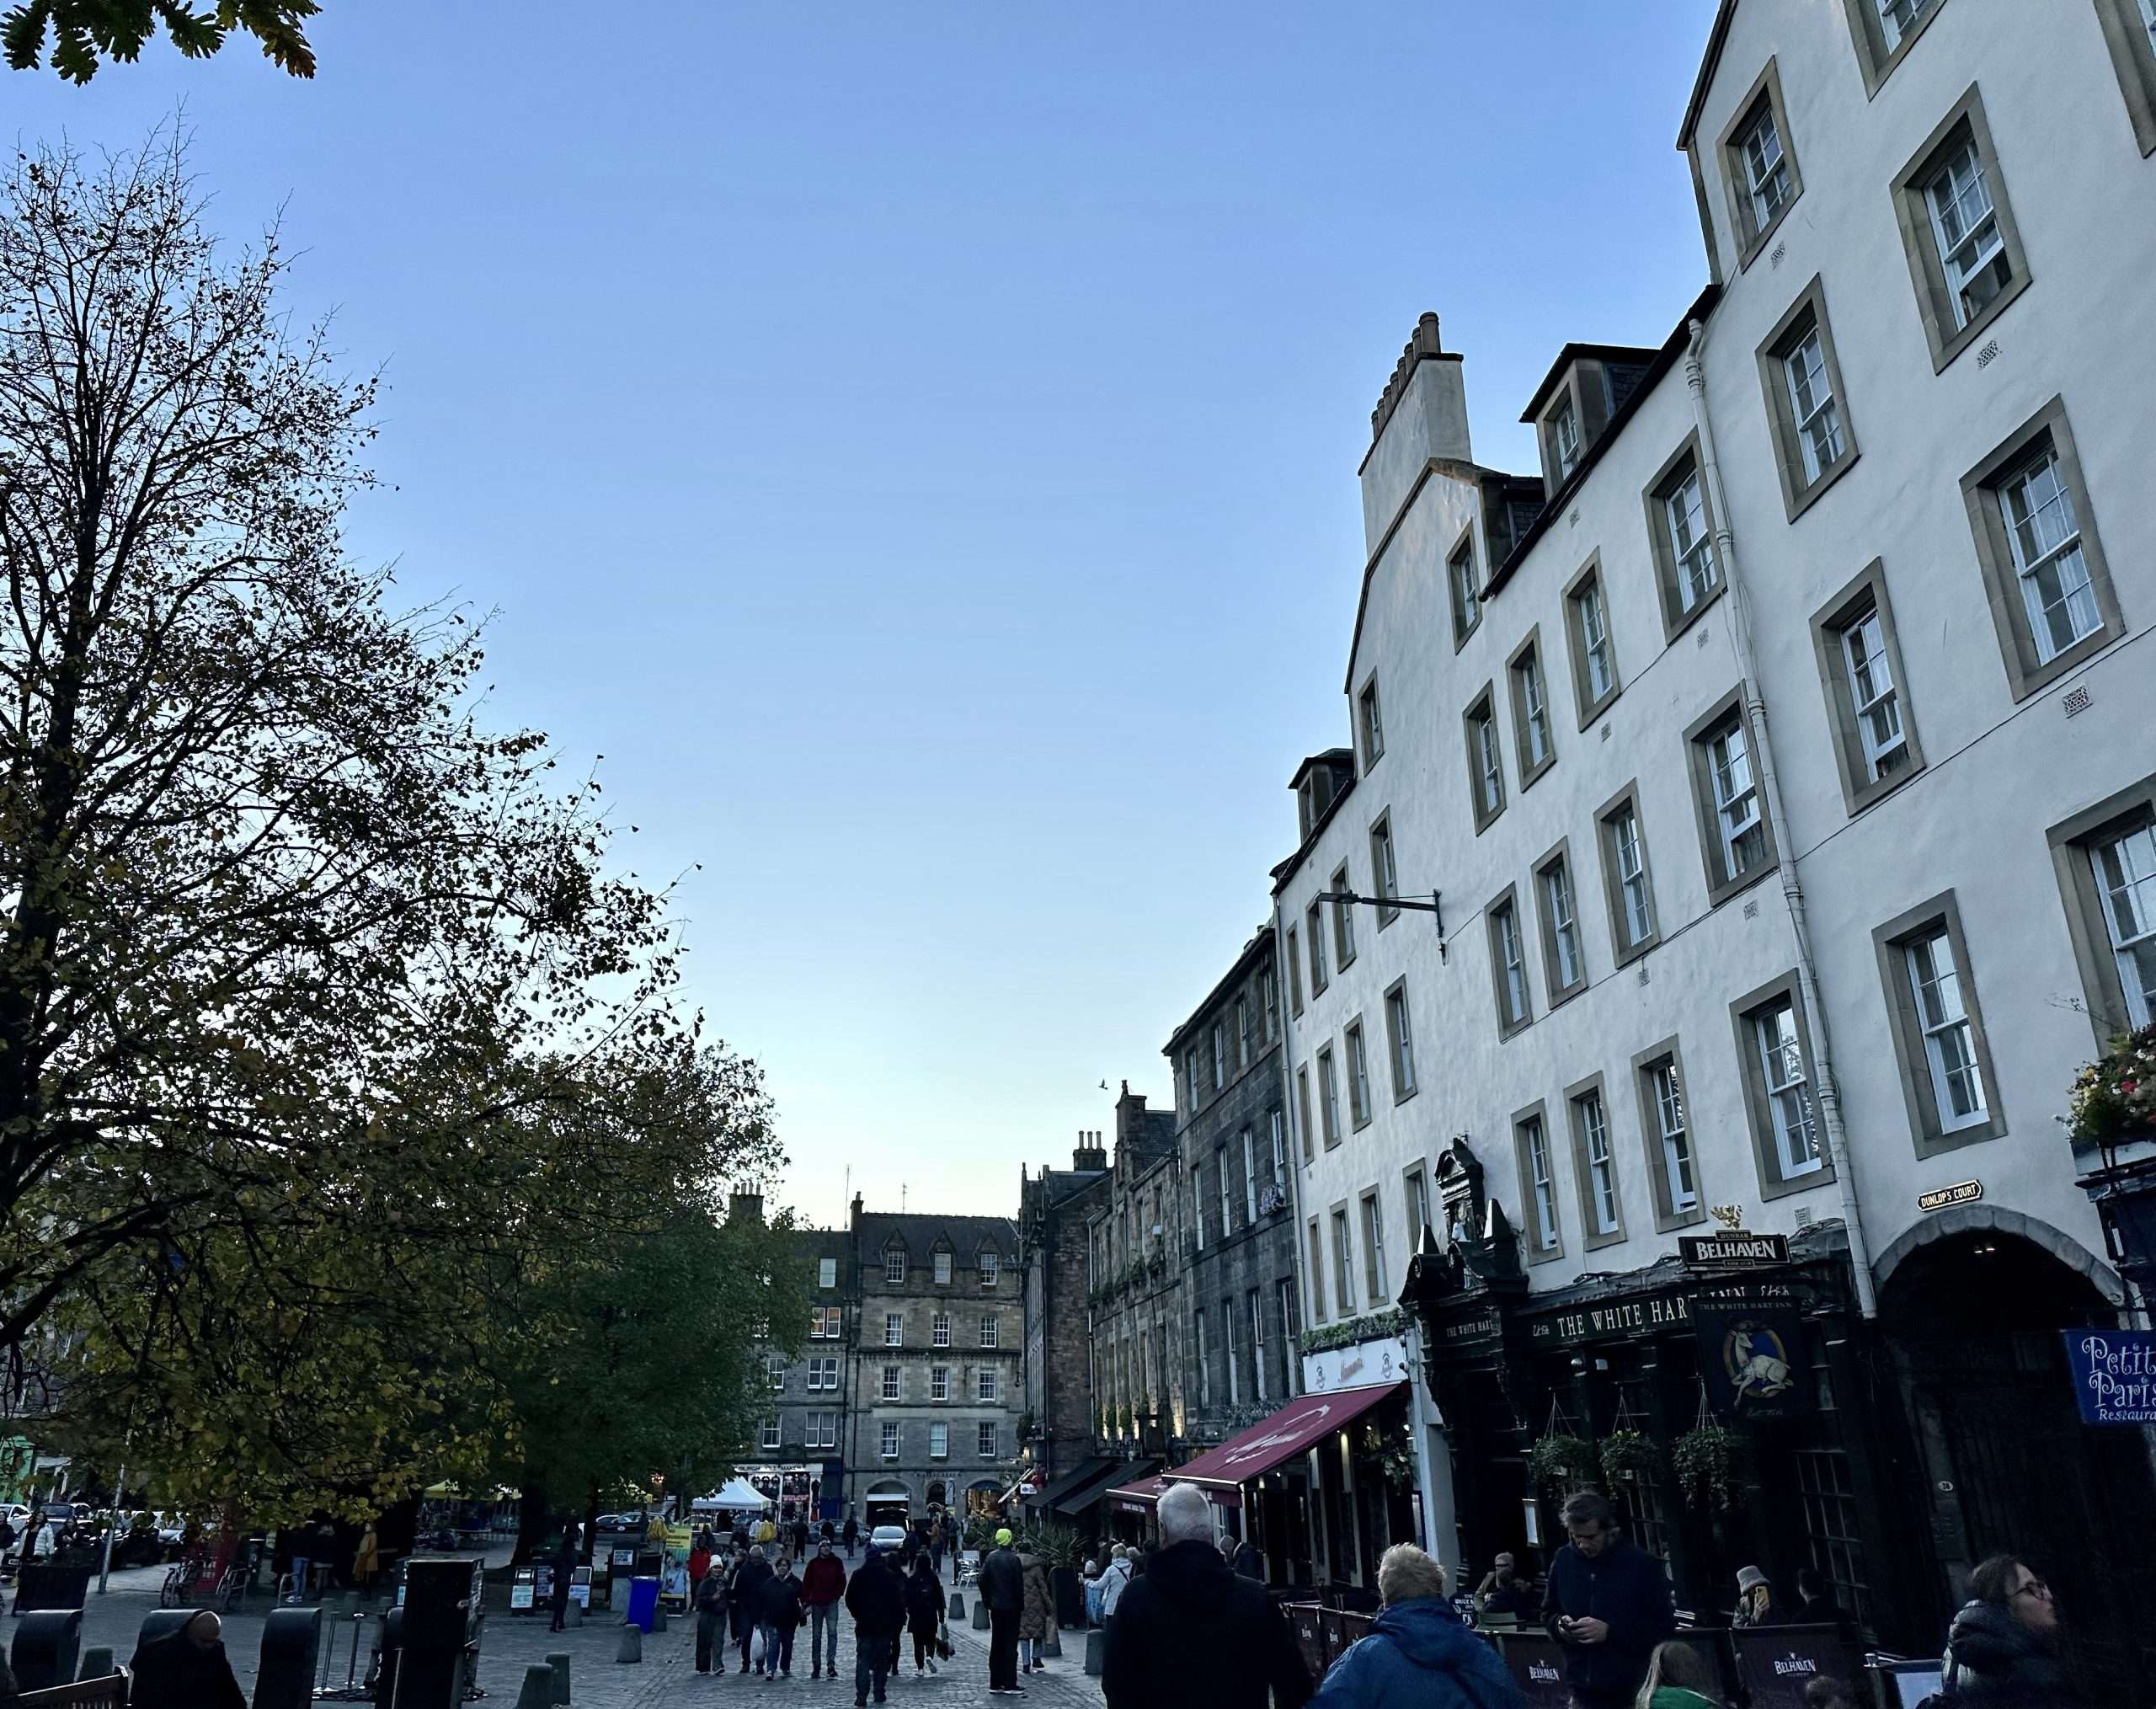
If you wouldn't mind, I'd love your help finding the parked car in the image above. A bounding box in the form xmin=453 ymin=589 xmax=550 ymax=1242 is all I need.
xmin=869 ymin=1525 xmax=907 ymax=1552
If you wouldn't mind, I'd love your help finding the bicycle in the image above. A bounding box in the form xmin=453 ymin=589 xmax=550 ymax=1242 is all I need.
xmin=160 ymin=1554 xmax=239 ymax=1610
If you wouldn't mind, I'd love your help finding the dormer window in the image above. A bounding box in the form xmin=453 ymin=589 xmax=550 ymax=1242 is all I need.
xmin=933 ymin=1248 xmax=953 ymax=1285
xmin=883 ymin=1246 xmax=906 ymax=1284
xmin=1550 ymin=398 xmax=1582 ymax=480
xmin=1740 ymin=102 xmax=1790 ymax=232
xmin=979 ymin=1249 xmax=999 ymax=1288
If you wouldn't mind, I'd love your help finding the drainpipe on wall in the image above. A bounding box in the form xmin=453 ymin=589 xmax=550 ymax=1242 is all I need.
xmin=1684 ymin=318 xmax=1878 ymax=1320
xmin=1271 ymin=892 xmax=1312 ymax=1372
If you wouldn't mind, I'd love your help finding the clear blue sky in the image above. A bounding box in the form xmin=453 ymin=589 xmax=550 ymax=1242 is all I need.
xmin=13 ymin=1 xmax=1717 ymax=1223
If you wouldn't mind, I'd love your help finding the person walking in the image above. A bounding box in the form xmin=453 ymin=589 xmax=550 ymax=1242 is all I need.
xmin=845 ymin=1545 xmax=905 ymax=1708
xmin=695 ymin=1557 xmax=729 ymax=1674
xmin=1540 ymin=1492 xmax=1676 ymax=1709
xmin=1102 ymin=1484 xmax=1311 ymax=1709
xmin=731 ymin=1544 xmax=773 ymax=1674
xmin=1476 ymin=1553 xmax=1537 ymax=1621
xmin=792 ymin=1514 xmax=811 ymax=1559
xmin=1310 ymin=1543 xmax=1519 ymax=1709
xmin=843 ymin=1514 xmax=859 ymax=1559
xmin=1097 ymin=1544 xmax=1134 ymax=1626
xmin=942 ymin=1509 xmax=962 ymax=1583
xmin=129 ymin=1610 xmax=248 ymax=1709
xmin=802 ymin=1541 xmax=847 ymax=1680
xmin=979 ymin=1526 xmax=1027 ymax=1696
xmin=905 ymin=1552 xmax=944 ymax=1676
xmin=758 ymin=1554 xmax=803 ymax=1679
xmin=1940 ymin=1553 xmax=2079 ymax=1708
xmin=1636 ymin=1642 xmax=1722 ymax=1709
xmin=1017 ymin=1544 xmax=1054 ymax=1674
xmin=547 ymin=1532 xmax=578 ymax=1635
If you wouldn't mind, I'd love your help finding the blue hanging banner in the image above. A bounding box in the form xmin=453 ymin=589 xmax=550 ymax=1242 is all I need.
xmin=2062 ymin=1329 xmax=2156 ymax=1424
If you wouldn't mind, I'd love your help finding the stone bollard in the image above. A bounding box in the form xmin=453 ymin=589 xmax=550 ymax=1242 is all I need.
xmin=616 ymin=1625 xmax=643 ymax=1665
xmin=565 ymin=1598 xmax=584 ymax=1628
xmin=77 ymin=1647 xmax=115 ymax=1683
xmin=650 ymin=1602 xmax=668 ymax=1634
xmin=947 ymin=1592 xmax=964 ymax=1621
xmin=1084 ymin=1628 xmax=1106 ymax=1678
xmin=547 ymin=1652 xmax=572 ymax=1704
xmin=971 ymin=1600 xmax=990 ymax=1631
xmin=1041 ymin=1623 xmax=1061 ymax=1658
xmin=515 ymin=1664 xmax=555 ymax=1709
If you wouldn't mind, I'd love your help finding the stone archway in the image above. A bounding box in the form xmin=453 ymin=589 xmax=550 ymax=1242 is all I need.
xmin=1871 ymin=1203 xmax=2122 ymax=1303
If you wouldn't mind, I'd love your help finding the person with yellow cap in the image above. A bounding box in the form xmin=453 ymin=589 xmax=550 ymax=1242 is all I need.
xmin=978 ymin=1525 xmax=1027 ymax=1695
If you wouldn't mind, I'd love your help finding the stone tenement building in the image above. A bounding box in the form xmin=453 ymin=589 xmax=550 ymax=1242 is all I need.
xmin=744 ymin=1212 xmax=854 ymax=1519
xmin=1082 ymin=1086 xmax=1180 ymax=1455
xmin=1162 ymin=926 xmax=1301 ymax=1446
xmin=845 ymin=1199 xmax=1024 ymax=1525
xmin=1018 ymin=1136 xmax=1109 ymax=1489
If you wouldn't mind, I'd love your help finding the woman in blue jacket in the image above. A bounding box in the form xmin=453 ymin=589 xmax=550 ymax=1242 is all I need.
xmin=1312 ymin=1545 xmax=1523 ymax=1709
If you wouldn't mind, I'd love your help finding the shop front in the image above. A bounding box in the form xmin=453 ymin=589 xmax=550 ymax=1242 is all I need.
xmin=1102 ymin=1469 xmax=1171 ymax=1546
xmin=1161 ymin=1382 xmax=1409 ymax=1595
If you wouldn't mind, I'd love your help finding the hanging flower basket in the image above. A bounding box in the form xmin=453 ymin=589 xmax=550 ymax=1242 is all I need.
xmin=1671 ymin=1425 xmax=1748 ymax=1510
xmin=1598 ymin=1429 xmax=1664 ymax=1484
xmin=1525 ymin=1434 xmax=1600 ymax=1491
xmin=2066 ymin=1023 xmax=2156 ymax=1147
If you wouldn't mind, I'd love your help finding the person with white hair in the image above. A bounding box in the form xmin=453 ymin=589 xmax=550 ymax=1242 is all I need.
xmin=1101 ymin=1482 xmax=1312 ymax=1709
xmin=1097 ymin=1542 xmax=1134 ymax=1624
xmin=1311 ymin=1543 xmax=1522 ymax=1709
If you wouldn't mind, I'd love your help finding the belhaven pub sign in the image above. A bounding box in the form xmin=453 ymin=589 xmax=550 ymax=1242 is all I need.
xmin=2063 ymin=1329 xmax=2156 ymax=1424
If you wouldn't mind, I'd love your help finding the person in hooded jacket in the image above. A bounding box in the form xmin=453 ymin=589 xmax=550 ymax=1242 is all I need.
xmin=846 ymin=1545 xmax=906 ymax=1708
xmin=1102 ymin=1484 xmax=1312 ymax=1709
xmin=129 ymin=1609 xmax=248 ymax=1709
xmin=694 ymin=1559 xmax=729 ymax=1674
xmin=757 ymin=1555 xmax=804 ymax=1679
xmin=1017 ymin=1546 xmax=1054 ymax=1673
xmin=1311 ymin=1545 xmax=1520 ymax=1709
xmin=730 ymin=1545 xmax=772 ymax=1674
xmin=978 ymin=1527 xmax=1027 ymax=1695
xmin=1940 ymin=1554 xmax=2080 ymax=1709
xmin=905 ymin=1552 xmax=944 ymax=1675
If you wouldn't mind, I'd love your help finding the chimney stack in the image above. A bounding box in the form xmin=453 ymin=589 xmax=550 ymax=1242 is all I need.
xmin=728 ymin=1185 xmax=765 ymax=1226
xmin=1074 ymin=1130 xmax=1107 ymax=1172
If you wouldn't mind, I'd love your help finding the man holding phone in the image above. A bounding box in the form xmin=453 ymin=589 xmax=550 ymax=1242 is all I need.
xmin=1541 ymin=1491 xmax=1675 ymax=1709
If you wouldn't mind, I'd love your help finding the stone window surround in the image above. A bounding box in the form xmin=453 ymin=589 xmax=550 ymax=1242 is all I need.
xmin=1358 ymin=674 xmax=1385 ymax=771
xmin=1563 ymin=553 xmax=1622 ymax=730
xmin=2046 ymin=769 xmax=2156 ymax=1043
xmin=1326 ymin=1199 xmax=1356 ymax=1316
xmin=1464 ymin=681 xmax=1506 ymax=835
xmin=1287 ymin=925 xmax=1305 ymax=1017
xmin=1871 ymin=889 xmax=2008 ymax=1157
xmin=1305 ymin=1215 xmax=1328 ymax=1322
xmin=1447 ymin=518 xmax=1481 ymax=652
xmin=1809 ymin=558 xmax=1925 ymax=817
xmin=1841 ymin=0 xmax=1950 ymax=99
xmin=1382 ymin=975 xmax=1417 ymax=1106
xmin=1726 ymin=969 xmax=1838 ymax=1201
xmin=1331 ymin=863 xmax=1358 ymax=971
xmin=1485 ymin=881 xmax=1534 ymax=1042
xmin=1316 ymin=1043 xmax=1342 ymax=1150
xmin=1512 ymin=1099 xmax=1565 ymax=1264
xmin=1358 ymin=1187 xmax=1388 ymax=1306
xmin=1369 ymin=810 xmax=1401 ymax=929
xmin=1642 ymin=431 xmax=1726 ymax=646
xmin=1959 ymin=394 xmax=2121 ymax=703
xmin=1684 ymin=684 xmax=1780 ymax=911
xmin=1594 ymin=779 xmax=1662 ymax=969
xmin=1716 ymin=56 xmax=1805 ymax=270
xmin=2095 ymin=0 xmax=2156 ymax=156
xmin=1563 ymin=1070 xmax=1627 ymax=1252
xmin=1305 ymin=898 xmax=1328 ymax=996
xmin=1533 ymin=836 xmax=1589 ymax=1010
xmin=1754 ymin=275 xmax=1860 ymax=521
xmin=1344 ymin=1015 xmax=1374 ymax=1131
xmin=1507 ymin=625 xmax=1557 ymax=793
xmin=1630 ymin=1033 xmax=1707 ymax=1233
xmin=1889 ymin=84 xmax=2032 ymax=374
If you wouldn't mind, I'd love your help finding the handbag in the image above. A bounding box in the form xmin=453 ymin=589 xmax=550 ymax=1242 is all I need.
xmin=936 ymin=1620 xmax=953 ymax=1661
xmin=749 ymin=1628 xmax=766 ymax=1667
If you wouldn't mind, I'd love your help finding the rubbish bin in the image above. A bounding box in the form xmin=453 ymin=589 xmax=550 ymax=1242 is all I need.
xmin=623 ymin=1577 xmax=660 ymax=1632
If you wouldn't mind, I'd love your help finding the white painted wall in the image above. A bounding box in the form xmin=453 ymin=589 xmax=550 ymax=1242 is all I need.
xmin=1278 ymin=0 xmax=2155 ymax=1552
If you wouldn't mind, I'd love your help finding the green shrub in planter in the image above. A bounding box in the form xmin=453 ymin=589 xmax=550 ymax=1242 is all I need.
xmin=1671 ymin=1425 xmax=1748 ymax=1510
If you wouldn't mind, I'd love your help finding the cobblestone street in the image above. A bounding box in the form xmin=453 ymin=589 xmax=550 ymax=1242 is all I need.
xmin=56 ymin=1565 xmax=1105 ymax=1709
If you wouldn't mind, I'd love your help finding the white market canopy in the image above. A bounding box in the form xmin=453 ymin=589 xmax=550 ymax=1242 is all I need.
xmin=693 ymin=1480 xmax=768 ymax=1513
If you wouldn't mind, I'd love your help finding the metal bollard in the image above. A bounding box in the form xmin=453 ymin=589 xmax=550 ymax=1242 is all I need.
xmin=1084 ymin=1628 xmax=1106 ymax=1677
xmin=515 ymin=1662 xmax=555 ymax=1709
xmin=77 ymin=1646 xmax=115 ymax=1682
xmin=256 ymin=1605 xmax=324 ymax=1709
xmin=616 ymin=1625 xmax=643 ymax=1664
xmin=547 ymin=1651 xmax=571 ymax=1705
xmin=13 ymin=1609 xmax=83 ymax=1692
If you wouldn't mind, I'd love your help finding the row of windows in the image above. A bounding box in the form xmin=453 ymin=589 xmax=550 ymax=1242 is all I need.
xmin=1181 ymin=966 xmax=1281 ymax=1112
xmin=865 ymin=1246 xmax=1001 ymax=1287
xmin=876 ymin=1310 xmax=1000 ymax=1349
xmin=1296 ymin=982 xmax=1419 ymax=1161
xmin=873 ymin=1420 xmax=1000 ymax=1461
xmin=1190 ymin=1112 xmax=1289 ymax=1248
xmin=1191 ymin=1280 xmax=1299 ymax=1412
xmin=875 ymin=1363 xmax=1003 ymax=1403
xmin=759 ymin=1413 xmax=841 ymax=1453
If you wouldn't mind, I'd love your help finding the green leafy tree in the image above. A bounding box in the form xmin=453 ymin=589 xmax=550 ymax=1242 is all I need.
xmin=3 ymin=0 xmax=318 ymax=82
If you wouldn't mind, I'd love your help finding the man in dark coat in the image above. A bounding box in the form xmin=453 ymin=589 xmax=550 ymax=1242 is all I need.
xmin=129 ymin=1610 xmax=248 ymax=1709
xmin=978 ymin=1527 xmax=1027 ymax=1695
xmin=1941 ymin=1554 xmax=2079 ymax=1709
xmin=729 ymin=1546 xmax=772 ymax=1674
xmin=843 ymin=1514 xmax=859 ymax=1557
xmin=1540 ymin=1492 xmax=1675 ymax=1709
xmin=845 ymin=1546 xmax=905 ymax=1708
xmin=547 ymin=1530 xmax=578 ymax=1634
xmin=1102 ymin=1486 xmax=1311 ymax=1709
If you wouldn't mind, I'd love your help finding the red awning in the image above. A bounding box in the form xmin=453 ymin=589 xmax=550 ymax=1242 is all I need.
xmin=1162 ymin=1382 xmax=1406 ymax=1489
xmin=1105 ymin=1471 xmax=1171 ymax=1512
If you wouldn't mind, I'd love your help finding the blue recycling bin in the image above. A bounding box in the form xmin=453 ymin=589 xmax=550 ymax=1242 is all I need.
xmin=624 ymin=1577 xmax=659 ymax=1632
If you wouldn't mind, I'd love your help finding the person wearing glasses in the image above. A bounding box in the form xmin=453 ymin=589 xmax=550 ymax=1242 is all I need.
xmin=1941 ymin=1555 xmax=2076 ymax=1707
xmin=1541 ymin=1492 xmax=1676 ymax=1709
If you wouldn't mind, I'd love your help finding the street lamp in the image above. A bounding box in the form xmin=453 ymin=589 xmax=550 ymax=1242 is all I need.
xmin=1314 ymin=890 xmax=1448 ymax=961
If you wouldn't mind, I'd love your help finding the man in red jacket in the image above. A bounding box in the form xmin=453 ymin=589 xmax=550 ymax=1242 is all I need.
xmin=802 ymin=1539 xmax=849 ymax=1680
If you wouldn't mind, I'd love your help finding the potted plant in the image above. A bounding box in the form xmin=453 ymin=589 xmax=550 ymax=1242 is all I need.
xmin=2067 ymin=1023 xmax=2156 ymax=1148
xmin=1525 ymin=1433 xmax=1600 ymax=1491
xmin=1599 ymin=1429 xmax=1664 ymax=1485
xmin=1672 ymin=1424 xmax=1749 ymax=1510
